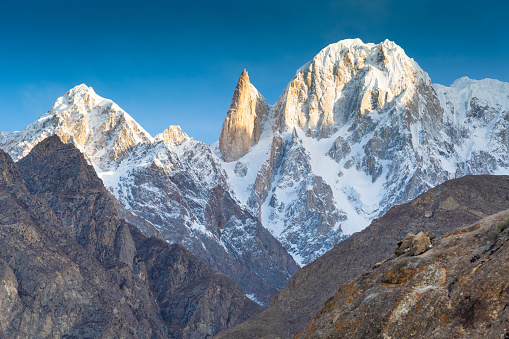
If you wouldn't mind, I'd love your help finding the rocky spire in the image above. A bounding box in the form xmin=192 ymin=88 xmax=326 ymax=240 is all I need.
xmin=219 ymin=70 xmax=269 ymax=162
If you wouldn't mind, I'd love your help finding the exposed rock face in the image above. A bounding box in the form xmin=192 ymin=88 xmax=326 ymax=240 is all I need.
xmin=0 ymin=85 xmax=298 ymax=304
xmin=298 ymin=210 xmax=509 ymax=338
xmin=215 ymin=175 xmax=509 ymax=338
xmin=219 ymin=70 xmax=269 ymax=162
xmin=17 ymin=135 xmax=128 ymax=266
xmin=0 ymin=138 xmax=261 ymax=338
xmin=0 ymin=146 xmax=166 ymax=338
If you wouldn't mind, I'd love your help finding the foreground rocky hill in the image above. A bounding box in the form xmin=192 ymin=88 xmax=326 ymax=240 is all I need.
xmin=0 ymin=136 xmax=260 ymax=338
xmin=298 ymin=208 xmax=509 ymax=338
xmin=215 ymin=175 xmax=509 ymax=338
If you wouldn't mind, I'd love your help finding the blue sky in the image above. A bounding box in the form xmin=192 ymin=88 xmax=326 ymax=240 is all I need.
xmin=1 ymin=0 xmax=507 ymax=143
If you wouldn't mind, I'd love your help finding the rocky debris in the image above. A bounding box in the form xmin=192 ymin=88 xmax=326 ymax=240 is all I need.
xmin=0 ymin=139 xmax=262 ymax=338
xmin=219 ymin=70 xmax=269 ymax=162
xmin=215 ymin=175 xmax=509 ymax=339
xmin=394 ymin=231 xmax=435 ymax=256
xmin=297 ymin=210 xmax=509 ymax=338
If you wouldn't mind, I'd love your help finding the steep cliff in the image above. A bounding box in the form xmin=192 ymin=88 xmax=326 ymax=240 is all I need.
xmin=219 ymin=70 xmax=269 ymax=162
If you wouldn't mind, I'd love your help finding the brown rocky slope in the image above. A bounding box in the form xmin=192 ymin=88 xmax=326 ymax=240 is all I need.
xmin=298 ymin=209 xmax=509 ymax=338
xmin=0 ymin=136 xmax=261 ymax=338
xmin=215 ymin=175 xmax=509 ymax=338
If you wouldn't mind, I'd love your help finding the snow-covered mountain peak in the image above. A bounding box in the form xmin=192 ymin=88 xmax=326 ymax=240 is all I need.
xmin=154 ymin=125 xmax=190 ymax=146
xmin=1 ymin=84 xmax=153 ymax=168
xmin=273 ymin=39 xmax=429 ymax=139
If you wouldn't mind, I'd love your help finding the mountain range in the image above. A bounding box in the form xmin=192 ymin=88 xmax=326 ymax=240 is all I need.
xmin=1 ymin=38 xmax=509 ymax=318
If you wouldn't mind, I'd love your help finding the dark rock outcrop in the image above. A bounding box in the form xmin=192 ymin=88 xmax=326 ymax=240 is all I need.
xmin=298 ymin=210 xmax=509 ymax=338
xmin=215 ymin=175 xmax=509 ymax=338
xmin=0 ymin=137 xmax=261 ymax=338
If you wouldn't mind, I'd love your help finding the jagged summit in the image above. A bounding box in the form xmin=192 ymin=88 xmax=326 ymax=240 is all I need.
xmin=154 ymin=125 xmax=190 ymax=146
xmin=273 ymin=38 xmax=429 ymax=138
xmin=219 ymin=69 xmax=269 ymax=162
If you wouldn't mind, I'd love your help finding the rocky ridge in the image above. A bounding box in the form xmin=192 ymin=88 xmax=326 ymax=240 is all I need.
xmin=0 ymin=136 xmax=261 ymax=338
xmin=215 ymin=175 xmax=509 ymax=338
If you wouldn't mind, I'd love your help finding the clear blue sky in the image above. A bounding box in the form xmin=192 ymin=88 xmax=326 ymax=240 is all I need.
xmin=1 ymin=0 xmax=507 ymax=143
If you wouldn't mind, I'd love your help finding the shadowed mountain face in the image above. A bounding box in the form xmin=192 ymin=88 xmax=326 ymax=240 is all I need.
xmin=215 ymin=175 xmax=509 ymax=338
xmin=298 ymin=209 xmax=509 ymax=338
xmin=0 ymin=136 xmax=261 ymax=339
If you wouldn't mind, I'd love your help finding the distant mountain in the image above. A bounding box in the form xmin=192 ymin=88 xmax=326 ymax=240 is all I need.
xmin=215 ymin=175 xmax=509 ymax=338
xmin=0 ymin=136 xmax=261 ymax=338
